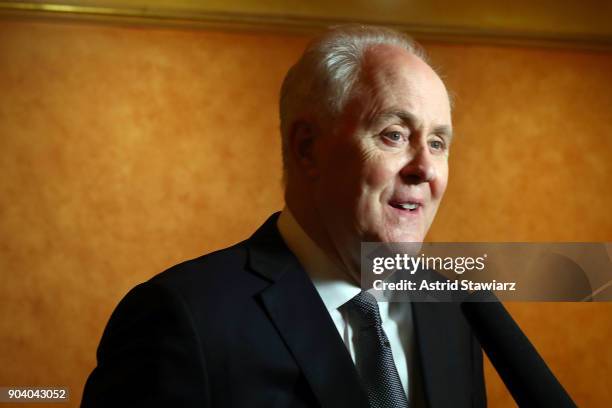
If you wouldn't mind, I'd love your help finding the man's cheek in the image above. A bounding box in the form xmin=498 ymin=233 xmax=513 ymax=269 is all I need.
xmin=436 ymin=174 xmax=449 ymax=199
xmin=431 ymin=162 xmax=449 ymax=198
xmin=363 ymin=162 xmax=395 ymax=188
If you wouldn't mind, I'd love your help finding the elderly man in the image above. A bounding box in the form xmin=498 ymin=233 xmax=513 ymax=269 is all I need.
xmin=82 ymin=25 xmax=486 ymax=408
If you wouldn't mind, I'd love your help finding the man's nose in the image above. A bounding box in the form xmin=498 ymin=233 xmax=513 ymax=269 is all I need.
xmin=399 ymin=145 xmax=436 ymax=184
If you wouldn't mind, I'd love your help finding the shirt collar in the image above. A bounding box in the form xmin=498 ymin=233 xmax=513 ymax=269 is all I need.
xmin=277 ymin=207 xmax=361 ymax=312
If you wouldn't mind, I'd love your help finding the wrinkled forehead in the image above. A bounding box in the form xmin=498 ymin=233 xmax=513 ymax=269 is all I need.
xmin=350 ymin=44 xmax=452 ymax=125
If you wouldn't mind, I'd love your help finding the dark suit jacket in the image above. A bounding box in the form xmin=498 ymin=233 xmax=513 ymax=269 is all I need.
xmin=82 ymin=213 xmax=487 ymax=407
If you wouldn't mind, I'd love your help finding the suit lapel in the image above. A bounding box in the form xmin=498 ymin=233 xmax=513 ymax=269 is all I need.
xmin=247 ymin=214 xmax=369 ymax=408
xmin=412 ymin=301 xmax=473 ymax=408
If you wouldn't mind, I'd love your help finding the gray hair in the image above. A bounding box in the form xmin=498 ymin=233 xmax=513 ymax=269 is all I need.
xmin=279 ymin=25 xmax=427 ymax=175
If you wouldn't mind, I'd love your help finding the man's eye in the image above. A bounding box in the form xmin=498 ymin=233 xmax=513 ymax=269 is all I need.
xmin=429 ymin=139 xmax=445 ymax=151
xmin=382 ymin=131 xmax=405 ymax=143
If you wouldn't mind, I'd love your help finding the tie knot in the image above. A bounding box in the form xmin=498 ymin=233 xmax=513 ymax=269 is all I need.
xmin=341 ymin=291 xmax=382 ymax=329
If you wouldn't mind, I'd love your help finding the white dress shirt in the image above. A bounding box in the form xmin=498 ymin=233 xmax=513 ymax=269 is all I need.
xmin=277 ymin=208 xmax=420 ymax=403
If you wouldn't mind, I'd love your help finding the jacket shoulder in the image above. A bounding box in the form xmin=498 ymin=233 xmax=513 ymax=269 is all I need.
xmin=147 ymin=239 xmax=268 ymax=307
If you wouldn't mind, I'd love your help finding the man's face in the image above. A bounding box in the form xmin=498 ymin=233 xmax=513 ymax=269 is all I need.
xmin=312 ymin=45 xmax=452 ymax=266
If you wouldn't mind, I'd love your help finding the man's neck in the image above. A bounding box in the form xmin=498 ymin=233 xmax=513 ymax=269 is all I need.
xmin=277 ymin=206 xmax=359 ymax=287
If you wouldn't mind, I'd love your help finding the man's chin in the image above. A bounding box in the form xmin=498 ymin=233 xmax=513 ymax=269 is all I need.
xmin=358 ymin=224 xmax=425 ymax=244
xmin=382 ymin=229 xmax=425 ymax=244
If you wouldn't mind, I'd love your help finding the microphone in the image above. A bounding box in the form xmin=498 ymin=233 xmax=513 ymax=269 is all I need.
xmin=461 ymin=291 xmax=577 ymax=407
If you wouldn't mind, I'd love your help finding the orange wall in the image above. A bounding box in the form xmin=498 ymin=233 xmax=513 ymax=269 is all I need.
xmin=0 ymin=20 xmax=610 ymax=407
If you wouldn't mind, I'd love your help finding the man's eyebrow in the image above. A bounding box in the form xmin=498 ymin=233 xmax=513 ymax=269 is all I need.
xmin=372 ymin=109 xmax=453 ymax=139
xmin=433 ymin=124 xmax=454 ymax=140
xmin=372 ymin=110 xmax=420 ymax=128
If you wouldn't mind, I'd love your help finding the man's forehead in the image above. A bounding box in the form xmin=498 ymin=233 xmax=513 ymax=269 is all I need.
xmin=352 ymin=47 xmax=451 ymax=124
xmin=361 ymin=44 xmax=432 ymax=81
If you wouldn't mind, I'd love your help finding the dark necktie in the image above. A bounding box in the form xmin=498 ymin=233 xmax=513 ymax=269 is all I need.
xmin=341 ymin=291 xmax=409 ymax=408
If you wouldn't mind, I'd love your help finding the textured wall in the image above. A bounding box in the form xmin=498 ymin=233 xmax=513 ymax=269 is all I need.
xmin=0 ymin=20 xmax=610 ymax=407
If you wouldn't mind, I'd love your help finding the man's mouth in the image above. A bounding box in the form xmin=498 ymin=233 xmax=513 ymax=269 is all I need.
xmin=389 ymin=202 xmax=421 ymax=211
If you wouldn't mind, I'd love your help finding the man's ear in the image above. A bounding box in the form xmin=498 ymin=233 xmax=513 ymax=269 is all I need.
xmin=289 ymin=120 xmax=319 ymax=180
